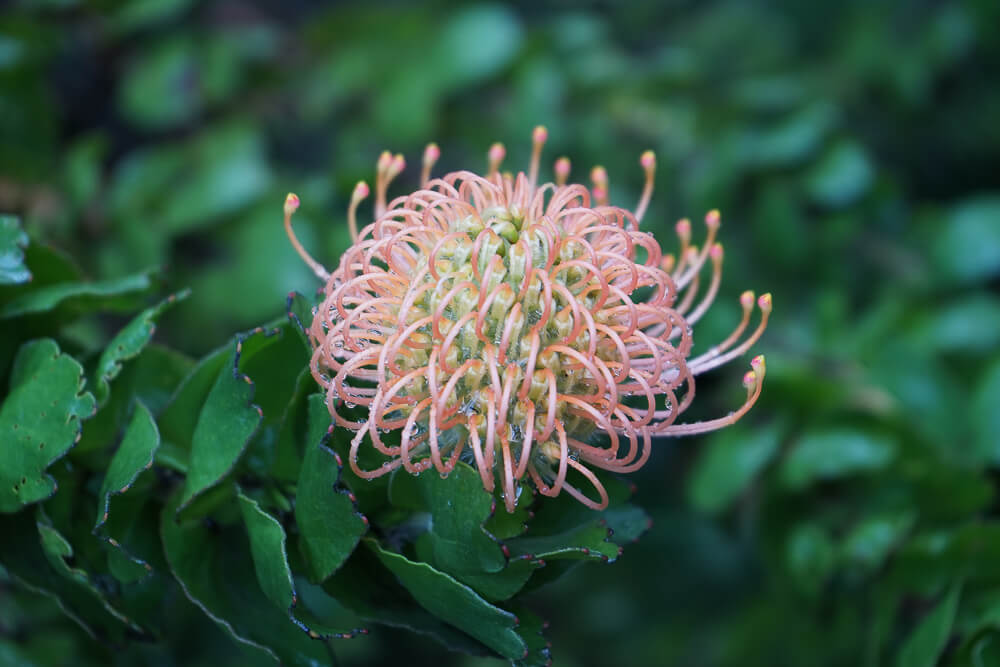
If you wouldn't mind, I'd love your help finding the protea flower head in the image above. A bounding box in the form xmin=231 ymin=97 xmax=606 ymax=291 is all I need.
xmin=284 ymin=127 xmax=770 ymax=512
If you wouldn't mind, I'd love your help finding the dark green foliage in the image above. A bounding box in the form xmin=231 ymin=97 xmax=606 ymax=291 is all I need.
xmin=0 ymin=220 xmax=643 ymax=665
xmin=0 ymin=339 xmax=95 ymax=512
xmin=2 ymin=1 xmax=999 ymax=665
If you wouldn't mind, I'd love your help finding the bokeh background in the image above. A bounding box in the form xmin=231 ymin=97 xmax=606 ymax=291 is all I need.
xmin=3 ymin=0 xmax=1000 ymax=665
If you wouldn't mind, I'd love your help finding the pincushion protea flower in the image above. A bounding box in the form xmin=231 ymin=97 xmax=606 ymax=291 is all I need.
xmin=284 ymin=127 xmax=770 ymax=512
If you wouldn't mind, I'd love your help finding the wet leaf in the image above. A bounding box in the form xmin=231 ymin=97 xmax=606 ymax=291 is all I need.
xmin=0 ymin=339 xmax=96 ymax=512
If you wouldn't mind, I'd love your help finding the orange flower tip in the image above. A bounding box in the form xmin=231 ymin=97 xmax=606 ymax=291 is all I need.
xmin=675 ymin=218 xmax=691 ymax=235
xmin=284 ymin=192 xmax=300 ymax=215
xmin=590 ymin=165 xmax=608 ymax=183
xmin=376 ymin=150 xmax=393 ymax=172
xmin=757 ymin=292 xmax=773 ymax=313
xmin=488 ymin=142 xmax=506 ymax=163
xmin=710 ymin=243 xmax=724 ymax=260
xmin=742 ymin=370 xmax=758 ymax=389
xmin=640 ymin=150 xmax=656 ymax=170
xmin=423 ymin=142 xmax=440 ymax=164
xmin=740 ymin=290 xmax=756 ymax=309
xmin=686 ymin=245 xmax=700 ymax=261
xmin=352 ymin=181 xmax=370 ymax=200
xmin=751 ymin=354 xmax=766 ymax=373
xmin=705 ymin=209 xmax=721 ymax=227
xmin=661 ymin=254 xmax=675 ymax=272
xmin=554 ymin=157 xmax=571 ymax=177
xmin=389 ymin=153 xmax=406 ymax=175
xmin=532 ymin=125 xmax=548 ymax=144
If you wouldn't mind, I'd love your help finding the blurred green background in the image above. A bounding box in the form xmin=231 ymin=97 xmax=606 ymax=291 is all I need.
xmin=3 ymin=0 xmax=1000 ymax=665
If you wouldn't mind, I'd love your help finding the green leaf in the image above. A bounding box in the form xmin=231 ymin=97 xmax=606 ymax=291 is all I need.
xmin=389 ymin=461 xmax=506 ymax=575
xmin=506 ymin=521 xmax=620 ymax=563
xmin=896 ymin=583 xmax=962 ymax=667
xmin=157 ymin=340 xmax=231 ymax=453
xmin=509 ymin=606 xmax=552 ymax=667
xmin=740 ymin=102 xmax=837 ymax=168
xmin=484 ymin=492 xmax=532 ymax=540
xmin=238 ymin=491 xmax=365 ymax=641
xmin=841 ymin=512 xmax=916 ymax=574
xmin=118 ymin=36 xmax=201 ymax=130
xmin=0 ymin=270 xmax=157 ymax=320
xmin=75 ymin=342 xmax=193 ymax=459
xmin=237 ymin=491 xmax=296 ymax=610
xmin=367 ymin=540 xmax=527 ymax=660
xmin=0 ymin=640 xmax=42 ymax=667
xmin=322 ymin=548 xmax=493 ymax=657
xmin=429 ymin=5 xmax=523 ymax=91
xmin=296 ymin=394 xmax=367 ymax=583
xmin=93 ymin=402 xmax=159 ymax=583
xmin=0 ymin=339 xmax=96 ymax=512
xmin=159 ymin=123 xmax=271 ymax=235
xmin=92 ymin=289 xmax=189 ymax=405
xmin=687 ymin=423 xmax=781 ymax=513
xmin=602 ymin=504 xmax=652 ymax=546
xmin=239 ymin=323 xmax=310 ymax=478
xmin=0 ymin=215 xmax=30 ymax=285
xmin=0 ymin=510 xmax=133 ymax=641
xmin=781 ymin=428 xmax=896 ymax=490
xmin=431 ymin=555 xmax=540 ymax=603
xmin=270 ymin=367 xmax=312 ymax=483
xmin=285 ymin=290 xmax=315 ymax=351
xmin=918 ymin=294 xmax=1000 ymax=354
xmin=36 ymin=511 xmax=138 ymax=628
xmin=786 ymin=522 xmax=836 ymax=596
xmin=159 ymin=493 xmax=338 ymax=666
xmin=972 ymin=359 xmax=1000 ymax=465
xmin=804 ymin=140 xmax=874 ymax=208
xmin=931 ymin=196 xmax=1000 ymax=286
xmin=177 ymin=329 xmax=276 ymax=519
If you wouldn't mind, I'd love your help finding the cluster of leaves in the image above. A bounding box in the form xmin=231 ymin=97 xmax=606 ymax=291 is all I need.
xmin=0 ymin=215 xmax=651 ymax=665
